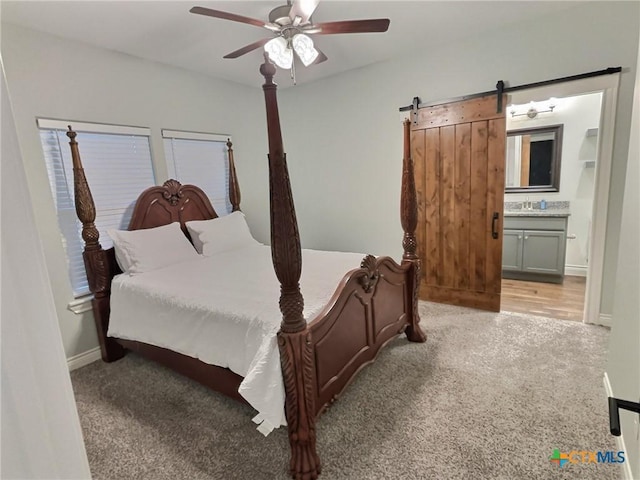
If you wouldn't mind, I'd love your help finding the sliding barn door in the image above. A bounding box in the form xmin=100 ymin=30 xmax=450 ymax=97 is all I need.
xmin=411 ymin=95 xmax=506 ymax=311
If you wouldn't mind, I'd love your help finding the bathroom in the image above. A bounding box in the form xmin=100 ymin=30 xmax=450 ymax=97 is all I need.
xmin=500 ymin=89 xmax=603 ymax=322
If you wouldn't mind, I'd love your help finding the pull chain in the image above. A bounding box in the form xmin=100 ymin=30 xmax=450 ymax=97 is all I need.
xmin=290 ymin=57 xmax=297 ymax=85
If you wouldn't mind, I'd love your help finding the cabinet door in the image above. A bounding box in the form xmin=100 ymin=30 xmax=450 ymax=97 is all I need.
xmin=522 ymin=230 xmax=566 ymax=275
xmin=502 ymin=229 xmax=523 ymax=271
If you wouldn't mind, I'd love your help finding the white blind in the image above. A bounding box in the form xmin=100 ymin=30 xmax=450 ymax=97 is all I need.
xmin=163 ymin=134 xmax=231 ymax=215
xmin=39 ymin=126 xmax=155 ymax=296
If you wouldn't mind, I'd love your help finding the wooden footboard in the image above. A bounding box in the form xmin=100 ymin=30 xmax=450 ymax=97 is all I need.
xmin=309 ymin=256 xmax=414 ymax=415
xmin=310 ymin=116 xmax=426 ymax=412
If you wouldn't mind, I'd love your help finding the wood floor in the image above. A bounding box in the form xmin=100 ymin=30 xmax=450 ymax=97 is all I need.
xmin=500 ymin=276 xmax=587 ymax=322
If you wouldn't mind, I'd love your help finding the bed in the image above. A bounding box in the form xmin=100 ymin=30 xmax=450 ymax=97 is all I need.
xmin=68 ymin=54 xmax=426 ymax=480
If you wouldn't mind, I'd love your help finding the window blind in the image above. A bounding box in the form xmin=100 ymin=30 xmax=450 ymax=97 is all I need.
xmin=163 ymin=131 xmax=232 ymax=216
xmin=39 ymin=125 xmax=154 ymax=296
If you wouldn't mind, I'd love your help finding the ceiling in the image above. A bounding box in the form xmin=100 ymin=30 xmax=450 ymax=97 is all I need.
xmin=1 ymin=1 xmax=578 ymax=89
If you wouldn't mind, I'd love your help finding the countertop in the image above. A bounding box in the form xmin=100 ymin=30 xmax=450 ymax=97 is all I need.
xmin=504 ymin=210 xmax=571 ymax=218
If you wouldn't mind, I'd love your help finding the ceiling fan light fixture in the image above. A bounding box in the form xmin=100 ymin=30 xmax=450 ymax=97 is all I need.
xmin=292 ymin=33 xmax=319 ymax=67
xmin=191 ymin=3 xmax=392 ymax=81
xmin=264 ymin=36 xmax=293 ymax=69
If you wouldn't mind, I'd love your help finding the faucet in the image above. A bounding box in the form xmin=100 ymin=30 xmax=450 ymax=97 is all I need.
xmin=522 ymin=197 xmax=536 ymax=210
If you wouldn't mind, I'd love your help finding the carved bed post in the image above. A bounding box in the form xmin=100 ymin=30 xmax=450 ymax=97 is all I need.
xmin=226 ymin=138 xmax=241 ymax=212
xmin=260 ymin=55 xmax=320 ymax=480
xmin=401 ymin=119 xmax=427 ymax=343
xmin=67 ymin=127 xmax=125 ymax=362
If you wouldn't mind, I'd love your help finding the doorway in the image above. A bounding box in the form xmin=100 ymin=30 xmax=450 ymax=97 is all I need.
xmin=499 ymin=74 xmax=620 ymax=325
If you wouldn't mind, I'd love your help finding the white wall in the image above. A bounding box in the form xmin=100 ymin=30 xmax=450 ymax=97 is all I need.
xmin=1 ymin=23 xmax=269 ymax=359
xmin=1 ymin=58 xmax=91 ymax=479
xmin=278 ymin=2 xmax=639 ymax=315
xmin=505 ymin=92 xmax=603 ymax=274
xmin=606 ymin=26 xmax=640 ymax=479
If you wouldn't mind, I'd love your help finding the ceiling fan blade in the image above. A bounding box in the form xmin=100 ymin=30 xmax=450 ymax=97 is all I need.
xmin=312 ymin=48 xmax=328 ymax=65
xmin=289 ymin=0 xmax=320 ymax=25
xmin=190 ymin=6 xmax=267 ymax=28
xmin=314 ymin=19 xmax=390 ymax=35
xmin=223 ymin=38 xmax=272 ymax=59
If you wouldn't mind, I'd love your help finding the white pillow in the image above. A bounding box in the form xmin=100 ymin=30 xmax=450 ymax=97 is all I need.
xmin=186 ymin=211 xmax=260 ymax=256
xmin=107 ymin=222 xmax=200 ymax=275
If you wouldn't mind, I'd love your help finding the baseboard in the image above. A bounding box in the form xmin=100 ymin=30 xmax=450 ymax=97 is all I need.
xmin=592 ymin=313 xmax=612 ymax=327
xmin=565 ymin=265 xmax=588 ymax=277
xmin=67 ymin=347 xmax=101 ymax=371
xmin=603 ymin=372 xmax=634 ymax=480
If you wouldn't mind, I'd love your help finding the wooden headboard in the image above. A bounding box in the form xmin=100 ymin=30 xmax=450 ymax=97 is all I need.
xmin=128 ymin=179 xmax=218 ymax=233
xmin=129 ymin=137 xmax=240 ymax=233
xmin=128 ymin=138 xmax=240 ymax=233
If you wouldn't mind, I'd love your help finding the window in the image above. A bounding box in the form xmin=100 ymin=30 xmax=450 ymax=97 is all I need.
xmin=38 ymin=119 xmax=155 ymax=296
xmin=163 ymin=130 xmax=232 ymax=215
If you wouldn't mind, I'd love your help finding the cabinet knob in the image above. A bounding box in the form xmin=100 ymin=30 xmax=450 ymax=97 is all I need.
xmin=525 ymin=235 xmax=529 ymax=240
xmin=518 ymin=235 xmax=522 ymax=240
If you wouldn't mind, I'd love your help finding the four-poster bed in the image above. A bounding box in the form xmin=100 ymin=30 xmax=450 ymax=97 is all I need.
xmin=69 ymin=55 xmax=426 ymax=479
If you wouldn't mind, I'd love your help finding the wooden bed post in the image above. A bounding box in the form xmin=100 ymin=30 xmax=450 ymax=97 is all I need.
xmin=401 ymin=119 xmax=427 ymax=343
xmin=67 ymin=127 xmax=125 ymax=362
xmin=226 ymin=138 xmax=241 ymax=212
xmin=260 ymin=55 xmax=320 ymax=480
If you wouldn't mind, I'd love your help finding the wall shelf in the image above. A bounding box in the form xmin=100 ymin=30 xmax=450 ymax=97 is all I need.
xmin=583 ymin=128 xmax=598 ymax=167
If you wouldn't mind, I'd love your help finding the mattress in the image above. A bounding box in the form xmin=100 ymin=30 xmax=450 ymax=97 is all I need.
xmin=108 ymin=244 xmax=365 ymax=435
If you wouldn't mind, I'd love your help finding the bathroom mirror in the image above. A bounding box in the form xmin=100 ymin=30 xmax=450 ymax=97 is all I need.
xmin=505 ymin=124 xmax=563 ymax=193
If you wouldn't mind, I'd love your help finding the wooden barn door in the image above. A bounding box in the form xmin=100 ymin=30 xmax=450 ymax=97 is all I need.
xmin=411 ymin=95 xmax=506 ymax=311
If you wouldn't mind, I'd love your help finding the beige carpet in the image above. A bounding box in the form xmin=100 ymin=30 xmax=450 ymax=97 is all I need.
xmin=71 ymin=302 xmax=619 ymax=479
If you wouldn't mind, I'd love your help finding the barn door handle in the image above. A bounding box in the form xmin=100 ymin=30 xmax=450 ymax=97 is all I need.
xmin=491 ymin=212 xmax=499 ymax=239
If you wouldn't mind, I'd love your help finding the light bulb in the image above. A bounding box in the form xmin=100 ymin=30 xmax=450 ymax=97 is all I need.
xmin=292 ymin=34 xmax=319 ymax=67
xmin=264 ymin=37 xmax=293 ymax=69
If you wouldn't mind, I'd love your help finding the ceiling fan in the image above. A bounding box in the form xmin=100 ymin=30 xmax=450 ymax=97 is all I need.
xmin=190 ymin=1 xmax=390 ymax=80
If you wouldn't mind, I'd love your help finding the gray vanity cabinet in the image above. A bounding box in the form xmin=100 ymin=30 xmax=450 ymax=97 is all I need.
xmin=502 ymin=215 xmax=569 ymax=283
xmin=502 ymin=230 xmax=524 ymax=271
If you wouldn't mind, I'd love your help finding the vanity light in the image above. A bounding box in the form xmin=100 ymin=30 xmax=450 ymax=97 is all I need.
xmin=510 ymin=99 xmax=556 ymax=119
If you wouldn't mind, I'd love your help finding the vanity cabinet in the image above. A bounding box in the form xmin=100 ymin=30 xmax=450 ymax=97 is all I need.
xmin=502 ymin=215 xmax=568 ymax=283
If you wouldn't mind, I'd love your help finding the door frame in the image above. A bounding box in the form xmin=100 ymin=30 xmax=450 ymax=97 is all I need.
xmin=506 ymin=73 xmax=620 ymax=326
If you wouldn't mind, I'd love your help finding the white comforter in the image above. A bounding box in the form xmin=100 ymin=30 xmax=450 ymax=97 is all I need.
xmin=108 ymin=245 xmax=364 ymax=435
